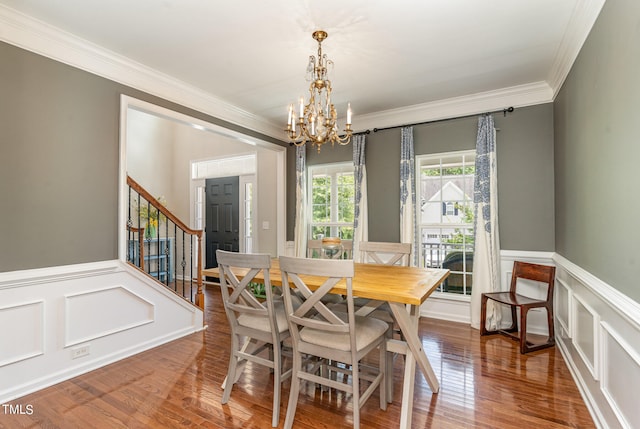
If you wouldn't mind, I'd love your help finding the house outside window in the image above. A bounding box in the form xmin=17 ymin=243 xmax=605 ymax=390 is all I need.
xmin=308 ymin=163 xmax=355 ymax=240
xmin=418 ymin=150 xmax=475 ymax=295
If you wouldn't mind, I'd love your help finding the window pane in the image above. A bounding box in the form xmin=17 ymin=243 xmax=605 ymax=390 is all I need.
xmin=311 ymin=225 xmax=330 ymax=240
xmin=421 ymin=201 xmax=442 ymax=224
xmin=312 ymin=175 xmax=330 ymax=222
xmin=418 ymin=151 xmax=475 ymax=295
xmin=339 ymin=226 xmax=354 ymax=240
xmin=420 ymin=168 xmax=442 ymax=202
xmin=337 ymin=172 xmax=354 ymax=223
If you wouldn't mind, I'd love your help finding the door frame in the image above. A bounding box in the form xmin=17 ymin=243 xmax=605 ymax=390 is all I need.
xmin=192 ymin=167 xmax=256 ymax=260
xmin=118 ymin=95 xmax=286 ymax=262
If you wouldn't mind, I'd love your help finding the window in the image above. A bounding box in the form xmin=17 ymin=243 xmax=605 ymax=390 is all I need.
xmin=242 ymin=181 xmax=254 ymax=253
xmin=308 ymin=163 xmax=355 ymax=240
xmin=418 ymin=151 xmax=475 ymax=295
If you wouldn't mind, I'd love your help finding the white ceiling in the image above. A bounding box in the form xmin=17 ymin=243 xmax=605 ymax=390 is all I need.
xmin=0 ymin=0 xmax=604 ymax=139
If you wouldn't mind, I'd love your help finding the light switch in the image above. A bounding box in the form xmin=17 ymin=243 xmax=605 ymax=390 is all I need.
xmin=262 ymin=221 xmax=270 ymax=230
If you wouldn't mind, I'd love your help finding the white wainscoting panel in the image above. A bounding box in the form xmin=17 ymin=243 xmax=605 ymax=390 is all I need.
xmin=65 ymin=286 xmax=154 ymax=347
xmin=572 ymin=294 xmax=599 ymax=380
xmin=554 ymin=253 xmax=640 ymax=429
xmin=0 ymin=301 xmax=44 ymax=367
xmin=0 ymin=260 xmax=204 ymax=403
xmin=601 ymin=323 xmax=640 ymax=429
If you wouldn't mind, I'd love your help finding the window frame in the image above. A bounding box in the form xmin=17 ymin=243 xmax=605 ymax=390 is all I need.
xmin=307 ymin=162 xmax=355 ymax=240
xmin=417 ymin=149 xmax=475 ymax=297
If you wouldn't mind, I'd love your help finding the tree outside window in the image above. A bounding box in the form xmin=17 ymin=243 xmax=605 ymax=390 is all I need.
xmin=309 ymin=163 xmax=355 ymax=240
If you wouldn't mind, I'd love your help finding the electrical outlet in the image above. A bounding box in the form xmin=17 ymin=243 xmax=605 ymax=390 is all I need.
xmin=71 ymin=344 xmax=90 ymax=359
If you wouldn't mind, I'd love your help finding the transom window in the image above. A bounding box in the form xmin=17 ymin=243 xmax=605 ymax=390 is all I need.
xmin=308 ymin=163 xmax=355 ymax=240
xmin=418 ymin=151 xmax=475 ymax=295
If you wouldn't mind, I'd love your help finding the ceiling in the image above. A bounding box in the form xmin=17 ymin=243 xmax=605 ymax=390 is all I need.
xmin=0 ymin=0 xmax=604 ymax=139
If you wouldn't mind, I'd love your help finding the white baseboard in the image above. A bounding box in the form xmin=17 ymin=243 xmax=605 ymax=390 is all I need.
xmin=0 ymin=260 xmax=204 ymax=403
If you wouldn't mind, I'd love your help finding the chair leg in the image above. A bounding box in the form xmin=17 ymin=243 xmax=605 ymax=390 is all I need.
xmin=505 ymin=305 xmax=518 ymax=333
xmin=379 ymin=340 xmax=387 ymax=411
xmin=222 ymin=334 xmax=240 ymax=404
xmin=520 ymin=307 xmax=533 ymax=354
xmin=480 ymin=295 xmax=489 ymax=335
xmin=284 ymin=352 xmax=302 ymax=429
xmin=352 ymin=360 xmax=360 ymax=429
xmin=546 ymin=305 xmax=555 ymax=346
xmin=384 ymin=327 xmax=394 ymax=403
xmin=271 ymin=348 xmax=281 ymax=427
xmin=481 ymin=296 xmax=512 ymax=335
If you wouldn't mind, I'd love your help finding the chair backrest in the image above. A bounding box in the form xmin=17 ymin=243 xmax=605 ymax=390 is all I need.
xmin=359 ymin=241 xmax=411 ymax=266
xmin=307 ymin=240 xmax=323 ymax=258
xmin=510 ymin=261 xmax=556 ymax=302
xmin=307 ymin=239 xmax=353 ymax=259
xmin=216 ymin=250 xmax=276 ymax=330
xmin=279 ymin=256 xmax=356 ymax=349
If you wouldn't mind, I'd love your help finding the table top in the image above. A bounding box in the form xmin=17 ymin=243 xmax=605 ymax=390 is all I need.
xmin=204 ymin=259 xmax=449 ymax=306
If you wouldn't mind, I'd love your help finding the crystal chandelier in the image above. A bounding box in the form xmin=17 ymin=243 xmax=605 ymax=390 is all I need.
xmin=286 ymin=30 xmax=352 ymax=152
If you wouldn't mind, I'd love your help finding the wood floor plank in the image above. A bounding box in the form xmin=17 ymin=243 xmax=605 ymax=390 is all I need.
xmin=0 ymin=285 xmax=595 ymax=428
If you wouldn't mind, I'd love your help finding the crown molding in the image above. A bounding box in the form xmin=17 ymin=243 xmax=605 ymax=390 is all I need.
xmin=546 ymin=0 xmax=606 ymax=97
xmin=0 ymin=4 xmax=284 ymax=140
xmin=0 ymin=2 xmax=602 ymax=137
xmin=353 ymin=81 xmax=554 ymax=133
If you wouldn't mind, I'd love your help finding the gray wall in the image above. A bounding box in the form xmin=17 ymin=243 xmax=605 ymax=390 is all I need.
xmin=288 ymin=103 xmax=555 ymax=252
xmin=0 ymin=41 xmax=284 ymax=272
xmin=554 ymin=0 xmax=640 ymax=302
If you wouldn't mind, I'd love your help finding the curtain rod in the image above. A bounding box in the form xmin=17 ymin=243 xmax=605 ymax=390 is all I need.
xmin=288 ymin=107 xmax=513 ymax=145
xmin=371 ymin=106 xmax=514 ymax=133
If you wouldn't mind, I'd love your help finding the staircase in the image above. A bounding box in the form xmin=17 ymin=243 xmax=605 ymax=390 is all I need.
xmin=126 ymin=175 xmax=204 ymax=309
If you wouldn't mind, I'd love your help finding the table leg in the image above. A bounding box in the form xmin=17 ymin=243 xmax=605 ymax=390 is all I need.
xmin=388 ymin=302 xmax=440 ymax=393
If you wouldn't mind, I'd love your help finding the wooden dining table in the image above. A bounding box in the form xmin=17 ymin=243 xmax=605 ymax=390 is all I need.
xmin=203 ymin=259 xmax=449 ymax=428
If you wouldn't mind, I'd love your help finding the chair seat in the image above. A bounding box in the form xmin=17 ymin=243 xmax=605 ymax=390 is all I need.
xmin=300 ymin=312 xmax=388 ymax=352
xmin=483 ymin=291 xmax=549 ymax=306
xmin=238 ymin=301 xmax=289 ymax=333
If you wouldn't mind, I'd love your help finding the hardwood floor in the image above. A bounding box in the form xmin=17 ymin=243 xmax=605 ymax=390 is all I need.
xmin=1 ymin=285 xmax=595 ymax=428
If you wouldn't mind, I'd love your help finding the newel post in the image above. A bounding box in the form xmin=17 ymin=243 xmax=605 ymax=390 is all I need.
xmin=195 ymin=232 xmax=205 ymax=309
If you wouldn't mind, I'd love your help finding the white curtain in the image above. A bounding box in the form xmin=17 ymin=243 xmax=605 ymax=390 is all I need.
xmin=470 ymin=115 xmax=501 ymax=330
xmin=400 ymin=127 xmax=418 ymax=266
xmin=352 ymin=134 xmax=368 ymax=262
xmin=293 ymin=145 xmax=307 ymax=257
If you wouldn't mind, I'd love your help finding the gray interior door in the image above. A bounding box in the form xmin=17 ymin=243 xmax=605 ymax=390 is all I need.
xmin=205 ymin=176 xmax=239 ymax=268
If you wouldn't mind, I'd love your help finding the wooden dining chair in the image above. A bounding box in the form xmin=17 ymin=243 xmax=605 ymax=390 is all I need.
xmin=480 ymin=261 xmax=556 ymax=354
xmin=356 ymin=241 xmax=412 ymax=400
xmin=279 ymin=256 xmax=387 ymax=429
xmin=216 ymin=250 xmax=291 ymax=427
xmin=306 ymin=239 xmax=323 ymax=258
xmin=358 ymin=241 xmax=411 ymax=266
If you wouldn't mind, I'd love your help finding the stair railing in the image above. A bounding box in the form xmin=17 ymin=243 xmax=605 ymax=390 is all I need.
xmin=126 ymin=176 xmax=204 ymax=309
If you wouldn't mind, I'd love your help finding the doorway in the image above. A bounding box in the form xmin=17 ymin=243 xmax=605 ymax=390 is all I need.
xmin=205 ymin=176 xmax=239 ymax=268
xmin=119 ymin=95 xmax=287 ymax=264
